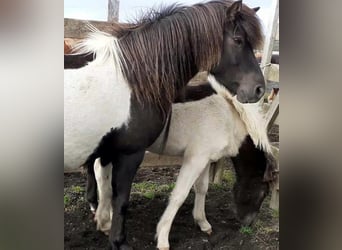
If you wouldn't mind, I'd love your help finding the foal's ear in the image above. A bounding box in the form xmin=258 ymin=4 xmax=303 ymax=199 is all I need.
xmin=227 ymin=0 xmax=242 ymax=21
xmin=253 ymin=7 xmax=260 ymax=13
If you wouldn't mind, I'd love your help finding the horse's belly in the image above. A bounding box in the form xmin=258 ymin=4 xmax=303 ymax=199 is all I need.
xmin=64 ymin=65 xmax=131 ymax=168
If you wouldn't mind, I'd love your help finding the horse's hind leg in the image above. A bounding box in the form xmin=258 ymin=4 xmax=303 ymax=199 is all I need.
xmin=94 ymin=158 xmax=113 ymax=234
xmin=108 ymin=150 xmax=145 ymax=250
xmin=156 ymin=155 xmax=209 ymax=250
xmin=193 ymin=164 xmax=212 ymax=235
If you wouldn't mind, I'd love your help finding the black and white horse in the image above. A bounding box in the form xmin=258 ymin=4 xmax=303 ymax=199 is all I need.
xmin=64 ymin=1 xmax=265 ymax=248
xmin=92 ymin=82 xmax=278 ymax=249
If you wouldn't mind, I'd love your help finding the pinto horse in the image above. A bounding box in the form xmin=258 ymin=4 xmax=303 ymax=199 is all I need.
xmin=64 ymin=1 xmax=265 ymax=249
xmin=92 ymin=82 xmax=278 ymax=249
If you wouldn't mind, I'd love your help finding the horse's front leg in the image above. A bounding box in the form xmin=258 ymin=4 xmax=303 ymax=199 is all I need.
xmin=156 ymin=155 xmax=209 ymax=250
xmin=108 ymin=150 xmax=145 ymax=250
xmin=193 ymin=164 xmax=212 ymax=234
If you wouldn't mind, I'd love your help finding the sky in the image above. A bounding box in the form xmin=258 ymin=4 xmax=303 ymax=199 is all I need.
xmin=64 ymin=0 xmax=274 ymax=33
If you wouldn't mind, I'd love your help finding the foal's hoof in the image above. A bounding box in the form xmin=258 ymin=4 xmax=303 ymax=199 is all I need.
xmin=158 ymin=248 xmax=170 ymax=250
xmin=205 ymin=228 xmax=213 ymax=235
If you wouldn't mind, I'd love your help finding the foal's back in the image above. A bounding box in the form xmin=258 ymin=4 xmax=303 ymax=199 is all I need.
xmin=148 ymin=95 xmax=248 ymax=159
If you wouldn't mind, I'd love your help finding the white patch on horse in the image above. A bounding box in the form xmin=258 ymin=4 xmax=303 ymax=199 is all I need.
xmin=73 ymin=23 xmax=127 ymax=71
xmin=64 ymin=28 xmax=131 ymax=168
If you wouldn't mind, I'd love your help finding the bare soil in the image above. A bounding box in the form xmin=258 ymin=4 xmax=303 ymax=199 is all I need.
xmin=64 ymin=125 xmax=279 ymax=250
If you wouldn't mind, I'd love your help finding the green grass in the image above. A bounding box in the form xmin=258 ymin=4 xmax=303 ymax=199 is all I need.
xmin=132 ymin=181 xmax=175 ymax=199
xmin=240 ymin=226 xmax=253 ymax=235
xmin=143 ymin=192 xmax=155 ymax=200
xmin=222 ymin=169 xmax=236 ymax=187
xmin=64 ymin=194 xmax=70 ymax=205
xmin=210 ymin=183 xmax=225 ymax=191
xmin=70 ymin=185 xmax=84 ymax=194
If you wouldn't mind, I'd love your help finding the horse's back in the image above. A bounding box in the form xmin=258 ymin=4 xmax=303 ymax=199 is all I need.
xmin=64 ymin=63 xmax=131 ymax=168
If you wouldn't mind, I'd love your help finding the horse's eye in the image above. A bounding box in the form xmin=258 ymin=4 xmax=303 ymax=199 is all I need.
xmin=233 ymin=37 xmax=243 ymax=46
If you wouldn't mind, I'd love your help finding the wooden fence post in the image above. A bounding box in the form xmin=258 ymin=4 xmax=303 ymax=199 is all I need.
xmin=108 ymin=0 xmax=120 ymax=22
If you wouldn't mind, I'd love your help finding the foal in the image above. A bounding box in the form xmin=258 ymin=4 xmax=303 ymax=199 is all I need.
xmin=93 ymin=83 xmax=278 ymax=249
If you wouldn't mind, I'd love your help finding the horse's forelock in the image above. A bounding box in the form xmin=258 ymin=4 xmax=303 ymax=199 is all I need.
xmin=238 ymin=6 xmax=264 ymax=49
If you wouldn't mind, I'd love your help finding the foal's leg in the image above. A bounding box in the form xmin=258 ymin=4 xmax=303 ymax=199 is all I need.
xmin=156 ymin=155 xmax=209 ymax=250
xmin=108 ymin=150 xmax=145 ymax=250
xmin=193 ymin=165 xmax=212 ymax=234
xmin=94 ymin=158 xmax=113 ymax=234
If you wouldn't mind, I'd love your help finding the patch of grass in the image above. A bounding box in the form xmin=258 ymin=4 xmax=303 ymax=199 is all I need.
xmin=64 ymin=194 xmax=70 ymax=206
xmin=132 ymin=181 xmax=175 ymax=199
xmin=240 ymin=226 xmax=253 ymax=235
xmin=132 ymin=182 xmax=158 ymax=193
xmin=210 ymin=183 xmax=225 ymax=191
xmin=159 ymin=183 xmax=175 ymax=192
xmin=222 ymin=169 xmax=236 ymax=187
xmin=143 ymin=191 xmax=155 ymax=200
xmin=71 ymin=185 xmax=84 ymax=194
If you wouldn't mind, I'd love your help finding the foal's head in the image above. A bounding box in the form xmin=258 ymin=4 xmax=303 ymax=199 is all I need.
xmin=231 ymin=136 xmax=278 ymax=226
xmin=210 ymin=1 xmax=265 ymax=103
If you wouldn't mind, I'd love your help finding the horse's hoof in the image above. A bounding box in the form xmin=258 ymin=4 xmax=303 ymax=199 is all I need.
xmin=205 ymin=229 xmax=213 ymax=235
xmin=158 ymin=248 xmax=169 ymax=250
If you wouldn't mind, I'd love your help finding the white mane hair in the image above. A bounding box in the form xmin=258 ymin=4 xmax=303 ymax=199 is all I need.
xmin=208 ymin=74 xmax=272 ymax=154
xmin=72 ymin=23 xmax=127 ymax=71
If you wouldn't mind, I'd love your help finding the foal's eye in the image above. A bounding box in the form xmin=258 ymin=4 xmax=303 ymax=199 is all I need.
xmin=233 ymin=37 xmax=243 ymax=46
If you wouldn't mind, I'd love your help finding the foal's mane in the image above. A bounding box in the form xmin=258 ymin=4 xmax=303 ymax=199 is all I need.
xmin=81 ymin=1 xmax=263 ymax=112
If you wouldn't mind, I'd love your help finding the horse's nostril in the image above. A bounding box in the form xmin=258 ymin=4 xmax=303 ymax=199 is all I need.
xmin=255 ymin=85 xmax=265 ymax=98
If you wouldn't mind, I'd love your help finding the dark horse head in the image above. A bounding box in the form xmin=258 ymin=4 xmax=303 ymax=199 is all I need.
xmin=231 ymin=136 xmax=278 ymax=226
xmin=210 ymin=1 xmax=265 ymax=103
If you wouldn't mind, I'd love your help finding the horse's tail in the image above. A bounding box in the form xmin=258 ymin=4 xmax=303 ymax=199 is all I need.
xmin=73 ymin=23 xmax=126 ymax=70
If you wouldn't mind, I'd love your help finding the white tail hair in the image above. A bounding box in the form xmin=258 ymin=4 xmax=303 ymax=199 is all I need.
xmin=73 ymin=23 xmax=127 ymax=71
xmin=208 ymin=74 xmax=272 ymax=154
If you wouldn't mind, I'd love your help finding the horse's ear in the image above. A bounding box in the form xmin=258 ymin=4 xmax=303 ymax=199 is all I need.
xmin=253 ymin=7 xmax=260 ymax=13
xmin=227 ymin=0 xmax=242 ymax=21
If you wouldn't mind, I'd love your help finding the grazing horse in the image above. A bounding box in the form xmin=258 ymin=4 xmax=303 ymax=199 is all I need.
xmin=65 ymin=1 xmax=265 ymax=249
xmin=92 ymin=82 xmax=278 ymax=249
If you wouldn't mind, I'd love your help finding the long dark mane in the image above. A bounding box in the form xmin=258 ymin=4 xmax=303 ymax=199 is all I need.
xmin=115 ymin=0 xmax=263 ymax=111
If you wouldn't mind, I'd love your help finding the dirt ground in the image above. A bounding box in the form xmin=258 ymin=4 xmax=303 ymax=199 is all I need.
xmin=64 ymin=125 xmax=279 ymax=250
